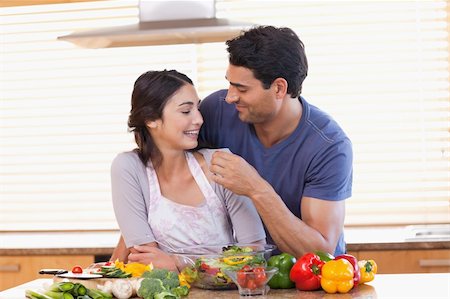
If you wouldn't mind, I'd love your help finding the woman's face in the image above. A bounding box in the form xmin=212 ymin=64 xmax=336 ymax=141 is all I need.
xmin=150 ymin=83 xmax=203 ymax=152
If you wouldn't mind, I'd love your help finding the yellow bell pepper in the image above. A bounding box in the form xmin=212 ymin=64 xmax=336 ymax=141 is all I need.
xmin=178 ymin=272 xmax=191 ymax=289
xmin=222 ymin=255 xmax=252 ymax=265
xmin=320 ymin=258 xmax=354 ymax=294
xmin=358 ymin=259 xmax=377 ymax=284
xmin=114 ymin=260 xmax=153 ymax=277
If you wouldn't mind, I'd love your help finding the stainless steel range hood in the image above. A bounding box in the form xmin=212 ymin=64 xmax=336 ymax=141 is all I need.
xmin=57 ymin=0 xmax=253 ymax=48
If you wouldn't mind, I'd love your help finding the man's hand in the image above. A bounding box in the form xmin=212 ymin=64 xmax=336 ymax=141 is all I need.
xmin=209 ymin=151 xmax=268 ymax=197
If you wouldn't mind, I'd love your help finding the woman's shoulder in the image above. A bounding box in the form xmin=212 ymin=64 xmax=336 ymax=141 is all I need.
xmin=196 ymin=148 xmax=231 ymax=165
xmin=111 ymin=150 xmax=143 ymax=171
xmin=193 ymin=149 xmax=231 ymax=188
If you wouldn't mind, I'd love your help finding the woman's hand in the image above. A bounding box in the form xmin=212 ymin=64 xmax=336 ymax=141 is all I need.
xmin=111 ymin=235 xmax=130 ymax=263
xmin=128 ymin=245 xmax=178 ymax=272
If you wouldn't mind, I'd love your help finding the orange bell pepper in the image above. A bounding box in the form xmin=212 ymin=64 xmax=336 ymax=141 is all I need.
xmin=320 ymin=258 xmax=354 ymax=294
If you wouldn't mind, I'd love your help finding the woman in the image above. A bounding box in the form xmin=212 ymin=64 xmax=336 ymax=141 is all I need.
xmin=111 ymin=70 xmax=266 ymax=270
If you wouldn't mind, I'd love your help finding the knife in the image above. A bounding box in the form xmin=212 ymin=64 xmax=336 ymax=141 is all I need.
xmin=39 ymin=269 xmax=68 ymax=275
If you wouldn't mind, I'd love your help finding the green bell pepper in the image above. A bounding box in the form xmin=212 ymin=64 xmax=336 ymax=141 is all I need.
xmin=267 ymin=253 xmax=296 ymax=289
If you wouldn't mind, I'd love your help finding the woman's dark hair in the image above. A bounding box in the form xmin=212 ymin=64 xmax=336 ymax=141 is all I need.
xmin=128 ymin=70 xmax=193 ymax=167
xmin=226 ymin=25 xmax=308 ymax=97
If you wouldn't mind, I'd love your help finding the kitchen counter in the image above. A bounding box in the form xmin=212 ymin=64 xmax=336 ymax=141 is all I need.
xmin=1 ymin=225 xmax=449 ymax=256
xmin=1 ymin=273 xmax=449 ymax=299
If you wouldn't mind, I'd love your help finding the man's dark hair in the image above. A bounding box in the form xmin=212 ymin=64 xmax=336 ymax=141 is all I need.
xmin=226 ymin=25 xmax=308 ymax=97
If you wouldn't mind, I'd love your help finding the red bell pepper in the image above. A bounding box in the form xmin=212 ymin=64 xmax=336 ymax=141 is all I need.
xmin=335 ymin=254 xmax=361 ymax=286
xmin=289 ymin=252 xmax=324 ymax=291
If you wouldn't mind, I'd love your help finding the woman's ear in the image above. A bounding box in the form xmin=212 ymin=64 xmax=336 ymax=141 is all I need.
xmin=273 ymin=78 xmax=288 ymax=100
xmin=146 ymin=121 xmax=157 ymax=129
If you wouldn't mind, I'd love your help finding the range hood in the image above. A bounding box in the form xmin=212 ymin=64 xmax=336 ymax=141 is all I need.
xmin=57 ymin=0 xmax=253 ymax=48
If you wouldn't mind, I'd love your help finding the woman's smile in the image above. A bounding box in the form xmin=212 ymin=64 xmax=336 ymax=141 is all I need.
xmin=184 ymin=129 xmax=200 ymax=139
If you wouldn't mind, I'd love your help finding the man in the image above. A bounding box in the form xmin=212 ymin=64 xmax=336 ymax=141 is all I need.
xmin=199 ymin=25 xmax=352 ymax=256
xmin=112 ymin=25 xmax=352 ymax=261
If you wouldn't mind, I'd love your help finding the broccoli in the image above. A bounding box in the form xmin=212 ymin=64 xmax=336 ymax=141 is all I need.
xmin=138 ymin=278 xmax=166 ymax=299
xmin=142 ymin=269 xmax=180 ymax=290
xmin=138 ymin=269 xmax=187 ymax=299
xmin=142 ymin=268 xmax=170 ymax=280
xmin=163 ymin=276 xmax=180 ymax=290
xmin=172 ymin=286 xmax=189 ymax=297
xmin=154 ymin=291 xmax=178 ymax=299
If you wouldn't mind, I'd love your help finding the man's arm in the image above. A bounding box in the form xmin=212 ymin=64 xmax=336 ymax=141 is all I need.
xmin=209 ymin=151 xmax=344 ymax=257
xmin=252 ymin=187 xmax=344 ymax=256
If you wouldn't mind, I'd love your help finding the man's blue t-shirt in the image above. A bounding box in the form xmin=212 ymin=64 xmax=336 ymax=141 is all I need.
xmin=199 ymin=89 xmax=353 ymax=255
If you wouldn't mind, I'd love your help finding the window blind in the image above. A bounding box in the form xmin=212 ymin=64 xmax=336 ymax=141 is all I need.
xmin=0 ymin=0 xmax=448 ymax=231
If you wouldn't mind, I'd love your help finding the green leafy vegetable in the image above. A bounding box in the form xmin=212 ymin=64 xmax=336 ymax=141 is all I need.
xmin=222 ymin=245 xmax=253 ymax=255
xmin=139 ymin=269 xmax=188 ymax=299
xmin=154 ymin=291 xmax=178 ymax=299
xmin=171 ymin=286 xmax=189 ymax=297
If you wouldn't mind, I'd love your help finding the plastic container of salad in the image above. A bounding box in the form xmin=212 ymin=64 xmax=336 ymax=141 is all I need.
xmin=170 ymin=243 xmax=276 ymax=290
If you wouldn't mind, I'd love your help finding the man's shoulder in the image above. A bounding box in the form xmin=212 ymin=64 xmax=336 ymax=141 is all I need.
xmin=302 ymin=97 xmax=350 ymax=144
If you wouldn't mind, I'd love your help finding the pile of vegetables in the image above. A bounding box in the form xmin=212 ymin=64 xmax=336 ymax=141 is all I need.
xmin=289 ymin=251 xmax=377 ymax=294
xmin=95 ymin=264 xmax=132 ymax=279
xmin=26 ymin=268 xmax=189 ymax=299
xmin=266 ymin=251 xmax=377 ymax=294
xmin=89 ymin=260 xmax=152 ymax=278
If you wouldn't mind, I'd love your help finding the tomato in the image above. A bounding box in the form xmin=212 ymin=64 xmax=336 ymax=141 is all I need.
xmin=200 ymin=263 xmax=210 ymax=271
xmin=237 ymin=270 xmax=247 ymax=286
xmin=246 ymin=279 xmax=257 ymax=290
xmin=252 ymin=267 xmax=267 ymax=287
xmin=205 ymin=267 xmax=220 ymax=275
xmin=252 ymin=266 xmax=265 ymax=272
xmin=71 ymin=265 xmax=83 ymax=274
xmin=241 ymin=265 xmax=252 ymax=272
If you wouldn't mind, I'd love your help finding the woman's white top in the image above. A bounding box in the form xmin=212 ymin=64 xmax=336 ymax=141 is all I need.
xmin=111 ymin=148 xmax=266 ymax=250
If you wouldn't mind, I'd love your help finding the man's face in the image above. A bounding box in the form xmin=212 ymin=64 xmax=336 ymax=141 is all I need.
xmin=225 ymin=64 xmax=277 ymax=124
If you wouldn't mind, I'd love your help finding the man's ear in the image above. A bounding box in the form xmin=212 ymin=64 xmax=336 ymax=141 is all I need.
xmin=273 ymin=78 xmax=288 ymax=99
